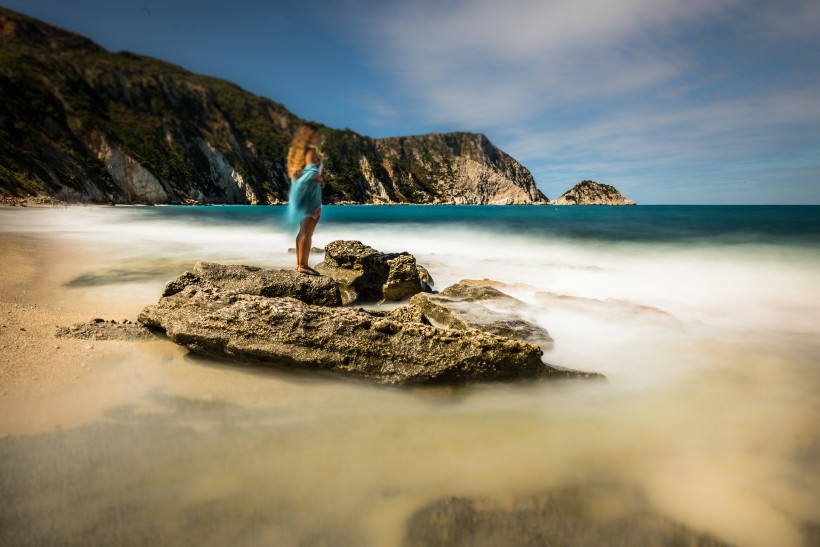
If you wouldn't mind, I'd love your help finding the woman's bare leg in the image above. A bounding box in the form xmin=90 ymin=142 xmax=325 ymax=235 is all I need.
xmin=296 ymin=226 xmax=302 ymax=270
xmin=296 ymin=216 xmax=319 ymax=272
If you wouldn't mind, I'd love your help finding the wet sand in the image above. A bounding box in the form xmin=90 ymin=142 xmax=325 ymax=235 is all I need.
xmin=0 ymin=231 xmax=147 ymax=436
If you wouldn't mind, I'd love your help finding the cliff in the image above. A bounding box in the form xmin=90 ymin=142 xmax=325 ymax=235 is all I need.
xmin=375 ymin=133 xmax=545 ymax=204
xmin=551 ymin=180 xmax=635 ymax=205
xmin=0 ymin=7 xmax=547 ymax=205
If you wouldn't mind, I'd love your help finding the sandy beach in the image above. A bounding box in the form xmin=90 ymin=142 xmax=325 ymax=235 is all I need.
xmin=0 ymin=229 xmax=146 ymax=435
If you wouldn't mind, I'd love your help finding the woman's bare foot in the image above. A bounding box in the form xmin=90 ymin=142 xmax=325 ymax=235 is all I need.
xmin=296 ymin=265 xmax=319 ymax=276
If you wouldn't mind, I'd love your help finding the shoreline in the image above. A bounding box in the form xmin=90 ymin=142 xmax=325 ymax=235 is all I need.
xmin=0 ymin=232 xmax=162 ymax=436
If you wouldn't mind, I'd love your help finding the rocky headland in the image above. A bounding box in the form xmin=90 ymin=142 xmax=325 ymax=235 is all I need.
xmin=551 ymin=180 xmax=636 ymax=205
xmin=374 ymin=133 xmax=546 ymax=204
xmin=0 ymin=7 xmax=547 ymax=206
xmin=71 ymin=241 xmax=605 ymax=386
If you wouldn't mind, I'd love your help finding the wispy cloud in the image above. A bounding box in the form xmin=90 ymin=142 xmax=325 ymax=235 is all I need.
xmin=340 ymin=0 xmax=731 ymax=124
xmin=504 ymin=85 xmax=820 ymax=202
xmin=323 ymin=0 xmax=820 ymax=202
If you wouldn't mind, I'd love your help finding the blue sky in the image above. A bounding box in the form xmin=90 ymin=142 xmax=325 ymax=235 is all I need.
xmin=5 ymin=0 xmax=820 ymax=204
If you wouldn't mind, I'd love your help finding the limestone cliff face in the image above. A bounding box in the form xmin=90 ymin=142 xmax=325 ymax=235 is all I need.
xmin=374 ymin=133 xmax=548 ymax=204
xmin=84 ymin=129 xmax=171 ymax=203
xmin=0 ymin=8 xmax=548 ymax=205
xmin=551 ymin=180 xmax=635 ymax=205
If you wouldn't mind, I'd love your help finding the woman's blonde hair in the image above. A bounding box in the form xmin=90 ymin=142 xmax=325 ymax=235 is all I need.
xmin=287 ymin=123 xmax=320 ymax=180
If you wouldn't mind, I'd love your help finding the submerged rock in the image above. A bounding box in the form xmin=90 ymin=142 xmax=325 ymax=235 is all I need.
xmin=163 ymin=262 xmax=342 ymax=307
xmin=406 ymin=484 xmax=732 ymax=547
xmin=536 ymin=290 xmax=681 ymax=326
xmin=452 ymin=279 xmax=680 ymax=326
xmin=410 ymin=281 xmax=554 ymax=349
xmin=315 ymin=240 xmax=425 ymax=304
xmin=137 ymin=259 xmax=602 ymax=384
xmin=439 ymin=281 xmax=512 ymax=301
xmin=138 ymin=284 xmax=562 ymax=386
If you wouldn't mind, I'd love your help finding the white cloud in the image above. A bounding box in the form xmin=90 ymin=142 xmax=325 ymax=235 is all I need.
xmin=320 ymin=0 xmax=820 ymax=202
xmin=329 ymin=0 xmax=820 ymax=126
xmin=343 ymin=0 xmax=735 ymax=125
xmin=504 ymin=86 xmax=820 ymax=175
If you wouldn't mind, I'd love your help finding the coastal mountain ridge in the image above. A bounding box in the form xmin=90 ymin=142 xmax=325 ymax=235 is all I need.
xmin=0 ymin=7 xmax=550 ymax=205
xmin=1 ymin=8 xmax=634 ymax=206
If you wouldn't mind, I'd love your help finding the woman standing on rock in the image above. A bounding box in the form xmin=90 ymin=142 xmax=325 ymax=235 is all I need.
xmin=286 ymin=123 xmax=325 ymax=275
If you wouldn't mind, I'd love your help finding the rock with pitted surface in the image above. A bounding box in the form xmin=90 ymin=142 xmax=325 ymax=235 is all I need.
xmin=55 ymin=318 xmax=155 ymax=341
xmin=315 ymin=240 xmax=424 ymax=304
xmin=138 ymin=260 xmax=604 ymax=384
xmin=551 ymin=180 xmax=636 ymax=205
xmin=409 ymin=281 xmax=555 ymax=350
xmin=138 ymin=283 xmax=569 ymax=386
xmin=162 ymin=262 xmax=342 ymax=307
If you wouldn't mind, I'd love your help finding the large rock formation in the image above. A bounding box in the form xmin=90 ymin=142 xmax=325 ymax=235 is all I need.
xmin=551 ymin=180 xmax=636 ymax=205
xmin=137 ymin=252 xmax=602 ymax=385
xmin=138 ymin=284 xmax=568 ymax=386
xmin=0 ymin=7 xmax=547 ymax=205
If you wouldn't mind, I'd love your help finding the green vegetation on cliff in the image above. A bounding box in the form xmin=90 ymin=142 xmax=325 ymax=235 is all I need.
xmin=0 ymin=7 xmax=547 ymax=205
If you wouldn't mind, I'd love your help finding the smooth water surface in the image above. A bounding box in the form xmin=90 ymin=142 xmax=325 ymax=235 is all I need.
xmin=1 ymin=205 xmax=819 ymax=546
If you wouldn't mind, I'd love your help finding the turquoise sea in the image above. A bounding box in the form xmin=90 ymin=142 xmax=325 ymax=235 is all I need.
xmin=1 ymin=205 xmax=819 ymax=546
xmin=101 ymin=203 xmax=820 ymax=245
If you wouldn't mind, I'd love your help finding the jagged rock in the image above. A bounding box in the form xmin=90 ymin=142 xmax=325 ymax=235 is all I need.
xmin=162 ymin=262 xmax=342 ymax=307
xmin=138 ymin=284 xmax=567 ymax=386
xmin=551 ymin=180 xmax=636 ymax=205
xmin=315 ymin=240 xmax=424 ymax=304
xmin=55 ymin=318 xmax=155 ymax=341
xmin=410 ymin=281 xmax=555 ymax=349
xmin=406 ymin=484 xmax=732 ymax=547
xmin=374 ymin=133 xmax=549 ymax=204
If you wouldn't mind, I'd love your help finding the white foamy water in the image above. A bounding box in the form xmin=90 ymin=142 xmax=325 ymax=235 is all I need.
xmin=1 ymin=206 xmax=818 ymax=547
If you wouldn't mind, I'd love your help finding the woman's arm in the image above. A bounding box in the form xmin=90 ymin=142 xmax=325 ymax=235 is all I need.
xmin=305 ymin=148 xmax=324 ymax=186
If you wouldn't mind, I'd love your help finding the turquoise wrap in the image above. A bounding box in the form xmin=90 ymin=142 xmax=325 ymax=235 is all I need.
xmin=285 ymin=163 xmax=322 ymax=229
